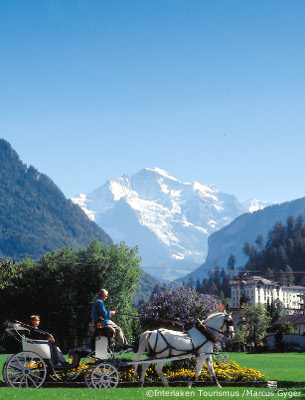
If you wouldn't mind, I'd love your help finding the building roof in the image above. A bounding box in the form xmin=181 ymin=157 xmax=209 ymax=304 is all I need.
xmin=231 ymin=275 xmax=305 ymax=290
xmin=281 ymin=286 xmax=305 ymax=290
xmin=235 ymin=277 xmax=276 ymax=286
xmin=256 ymin=278 xmax=275 ymax=285
xmin=274 ymin=314 xmax=305 ymax=326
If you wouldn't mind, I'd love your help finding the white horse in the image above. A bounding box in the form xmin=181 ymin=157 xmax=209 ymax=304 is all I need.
xmin=133 ymin=311 xmax=235 ymax=387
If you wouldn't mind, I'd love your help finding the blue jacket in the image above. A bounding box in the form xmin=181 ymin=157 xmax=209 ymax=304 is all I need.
xmin=91 ymin=298 xmax=111 ymax=324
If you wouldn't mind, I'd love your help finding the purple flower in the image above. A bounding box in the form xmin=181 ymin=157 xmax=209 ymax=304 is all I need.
xmin=139 ymin=283 xmax=218 ymax=330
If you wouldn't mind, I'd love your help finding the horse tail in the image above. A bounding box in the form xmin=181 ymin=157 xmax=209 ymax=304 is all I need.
xmin=146 ymin=332 xmax=154 ymax=357
xmin=133 ymin=330 xmax=152 ymax=376
xmin=141 ymin=330 xmax=153 ymax=353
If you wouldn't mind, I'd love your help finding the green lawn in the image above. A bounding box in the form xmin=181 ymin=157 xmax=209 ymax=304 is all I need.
xmin=1 ymin=353 xmax=305 ymax=400
xmin=228 ymin=352 xmax=305 ymax=382
xmin=1 ymin=386 xmax=305 ymax=400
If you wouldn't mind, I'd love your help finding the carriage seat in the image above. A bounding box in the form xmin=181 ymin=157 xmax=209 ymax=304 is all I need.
xmin=94 ymin=325 xmax=115 ymax=338
xmin=22 ymin=338 xmax=52 ymax=360
xmin=68 ymin=347 xmax=92 ymax=365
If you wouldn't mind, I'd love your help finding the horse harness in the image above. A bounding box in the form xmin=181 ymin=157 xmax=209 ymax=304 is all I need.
xmin=148 ymin=315 xmax=232 ymax=357
xmin=195 ymin=316 xmax=234 ymax=342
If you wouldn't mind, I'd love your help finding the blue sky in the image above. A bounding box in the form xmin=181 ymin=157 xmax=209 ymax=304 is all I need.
xmin=1 ymin=0 xmax=305 ymax=203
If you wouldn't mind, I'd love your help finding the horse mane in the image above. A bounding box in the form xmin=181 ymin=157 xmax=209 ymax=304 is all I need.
xmin=203 ymin=312 xmax=225 ymax=324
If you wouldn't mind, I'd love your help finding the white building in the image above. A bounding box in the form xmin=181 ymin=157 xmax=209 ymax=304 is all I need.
xmin=230 ymin=275 xmax=305 ymax=314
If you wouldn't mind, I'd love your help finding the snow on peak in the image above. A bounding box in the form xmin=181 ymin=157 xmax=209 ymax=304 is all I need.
xmin=242 ymin=198 xmax=274 ymax=213
xmin=70 ymin=193 xmax=96 ymax=221
xmin=109 ymin=178 xmax=134 ymax=201
xmin=193 ymin=181 xmax=219 ymax=201
xmin=146 ymin=167 xmax=182 ymax=183
xmin=71 ymin=168 xmax=272 ymax=281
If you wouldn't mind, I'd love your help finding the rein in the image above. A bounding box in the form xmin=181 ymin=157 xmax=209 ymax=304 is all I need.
xmin=116 ymin=313 xmax=184 ymax=326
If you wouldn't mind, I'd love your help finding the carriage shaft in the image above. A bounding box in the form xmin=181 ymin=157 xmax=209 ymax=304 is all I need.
xmin=122 ymin=352 xmax=216 ymax=366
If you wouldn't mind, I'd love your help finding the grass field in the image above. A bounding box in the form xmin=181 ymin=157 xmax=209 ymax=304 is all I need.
xmin=227 ymin=352 xmax=305 ymax=382
xmin=1 ymin=353 xmax=305 ymax=399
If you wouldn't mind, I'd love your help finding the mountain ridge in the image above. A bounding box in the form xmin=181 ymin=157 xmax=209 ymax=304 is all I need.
xmin=72 ymin=167 xmax=273 ymax=281
xmin=182 ymin=197 xmax=305 ymax=283
xmin=0 ymin=139 xmax=112 ymax=260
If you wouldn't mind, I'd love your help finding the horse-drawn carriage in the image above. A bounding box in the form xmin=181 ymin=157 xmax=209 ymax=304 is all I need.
xmin=2 ymin=312 xmax=235 ymax=389
xmin=2 ymin=321 xmax=122 ymax=388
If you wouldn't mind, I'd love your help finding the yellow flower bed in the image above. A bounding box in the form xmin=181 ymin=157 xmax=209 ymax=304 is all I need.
xmin=164 ymin=361 xmax=265 ymax=382
xmin=118 ymin=360 xmax=265 ymax=383
xmin=54 ymin=359 xmax=265 ymax=384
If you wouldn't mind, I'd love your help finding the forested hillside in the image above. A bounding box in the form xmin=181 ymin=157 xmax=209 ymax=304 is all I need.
xmin=184 ymin=196 xmax=305 ymax=284
xmin=0 ymin=139 xmax=111 ymax=260
xmin=193 ymin=215 xmax=305 ymax=301
xmin=243 ymin=215 xmax=305 ymax=285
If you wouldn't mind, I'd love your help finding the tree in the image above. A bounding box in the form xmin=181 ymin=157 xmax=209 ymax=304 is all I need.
xmin=267 ymin=222 xmax=286 ymax=248
xmin=280 ymin=321 xmax=297 ymax=335
xmin=150 ymin=283 xmax=164 ymax=300
xmin=285 ymin=265 xmax=295 ymax=286
xmin=266 ymin=299 xmax=284 ymax=324
xmin=244 ymin=214 xmax=305 ymax=277
xmin=287 ymin=216 xmax=295 ymax=239
xmin=139 ymin=284 xmax=219 ymax=331
xmin=255 ymin=235 xmax=264 ymax=251
xmin=227 ymin=253 xmax=236 ymax=271
xmin=239 ymin=304 xmax=271 ymax=351
xmin=243 ymin=242 xmax=251 ymax=258
xmin=186 ymin=275 xmax=195 ymax=289
xmin=0 ymin=240 xmax=141 ymax=350
xmin=0 ymin=261 xmax=23 ymax=289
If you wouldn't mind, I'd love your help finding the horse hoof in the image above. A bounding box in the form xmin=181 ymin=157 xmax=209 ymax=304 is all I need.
xmin=187 ymin=381 xmax=193 ymax=388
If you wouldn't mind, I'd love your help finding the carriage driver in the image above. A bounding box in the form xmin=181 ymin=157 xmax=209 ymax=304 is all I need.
xmin=91 ymin=289 xmax=133 ymax=352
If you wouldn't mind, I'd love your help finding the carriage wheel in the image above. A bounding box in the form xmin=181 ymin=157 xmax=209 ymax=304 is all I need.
xmin=84 ymin=364 xmax=95 ymax=388
xmin=90 ymin=363 xmax=119 ymax=388
xmin=2 ymin=357 xmax=11 ymax=385
xmin=5 ymin=351 xmax=47 ymax=388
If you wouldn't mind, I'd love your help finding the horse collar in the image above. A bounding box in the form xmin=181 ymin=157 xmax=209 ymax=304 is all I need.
xmin=195 ymin=320 xmax=218 ymax=344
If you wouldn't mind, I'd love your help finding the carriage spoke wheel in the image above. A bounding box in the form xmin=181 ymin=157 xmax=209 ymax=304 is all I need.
xmin=90 ymin=363 xmax=119 ymax=388
xmin=84 ymin=365 xmax=95 ymax=388
xmin=2 ymin=358 xmax=11 ymax=385
xmin=5 ymin=351 xmax=47 ymax=388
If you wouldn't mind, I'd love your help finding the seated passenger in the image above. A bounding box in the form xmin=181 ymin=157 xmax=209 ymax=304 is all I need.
xmin=27 ymin=315 xmax=67 ymax=365
xmin=91 ymin=289 xmax=132 ymax=352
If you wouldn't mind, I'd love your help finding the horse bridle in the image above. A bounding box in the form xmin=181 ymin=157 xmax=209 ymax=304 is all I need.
xmin=208 ymin=315 xmax=234 ymax=337
xmin=196 ymin=315 xmax=234 ymax=341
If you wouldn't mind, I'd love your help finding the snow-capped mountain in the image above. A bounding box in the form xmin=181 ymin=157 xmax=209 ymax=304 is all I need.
xmin=71 ymin=168 xmax=271 ymax=281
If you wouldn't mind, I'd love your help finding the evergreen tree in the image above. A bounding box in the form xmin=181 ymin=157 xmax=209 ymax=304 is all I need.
xmin=227 ymin=253 xmax=236 ymax=271
xmin=255 ymin=235 xmax=264 ymax=251
xmin=243 ymin=215 xmax=305 ymax=282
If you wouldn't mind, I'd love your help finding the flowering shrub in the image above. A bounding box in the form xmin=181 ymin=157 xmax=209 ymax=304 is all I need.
xmin=139 ymin=284 xmax=219 ymax=330
xmin=164 ymin=361 xmax=265 ymax=382
xmin=57 ymin=357 xmax=264 ymax=384
xmin=117 ymin=360 xmax=265 ymax=383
